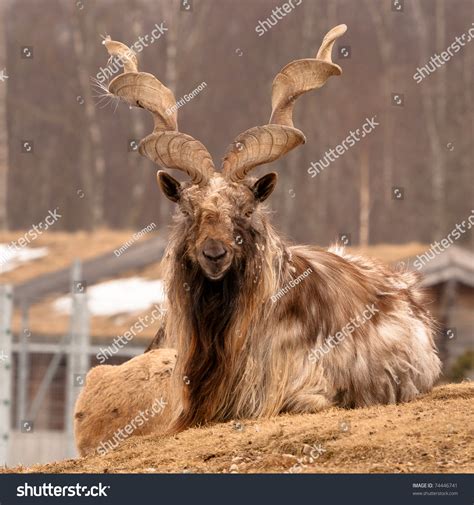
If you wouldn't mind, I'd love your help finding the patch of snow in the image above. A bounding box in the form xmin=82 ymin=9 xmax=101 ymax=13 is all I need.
xmin=0 ymin=244 xmax=48 ymax=273
xmin=53 ymin=277 xmax=166 ymax=316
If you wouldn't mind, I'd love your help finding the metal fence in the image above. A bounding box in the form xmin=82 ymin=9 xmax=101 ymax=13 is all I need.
xmin=0 ymin=261 xmax=145 ymax=467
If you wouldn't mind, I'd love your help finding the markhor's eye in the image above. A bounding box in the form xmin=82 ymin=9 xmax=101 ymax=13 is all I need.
xmin=245 ymin=210 xmax=253 ymax=218
xmin=181 ymin=209 xmax=190 ymax=217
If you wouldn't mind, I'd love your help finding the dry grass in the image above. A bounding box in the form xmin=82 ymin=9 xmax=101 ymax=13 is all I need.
xmin=1 ymin=230 xmax=163 ymax=342
xmin=0 ymin=230 xmax=152 ymax=285
xmin=7 ymin=383 xmax=473 ymax=474
xmin=10 ymin=298 xmax=161 ymax=343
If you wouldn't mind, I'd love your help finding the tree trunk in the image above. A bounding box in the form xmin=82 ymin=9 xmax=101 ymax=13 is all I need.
xmin=0 ymin=0 xmax=9 ymax=230
xmin=359 ymin=148 xmax=370 ymax=246
xmin=325 ymin=0 xmax=338 ymax=244
xmin=160 ymin=0 xmax=179 ymax=226
xmin=71 ymin=5 xmax=106 ymax=228
xmin=127 ymin=3 xmax=148 ymax=227
xmin=413 ymin=1 xmax=445 ymax=236
xmin=365 ymin=0 xmax=393 ymax=201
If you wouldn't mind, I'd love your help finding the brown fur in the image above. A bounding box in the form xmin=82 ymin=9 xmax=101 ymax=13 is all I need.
xmin=160 ymin=176 xmax=442 ymax=431
xmin=83 ymin=24 xmax=440 ymax=451
xmin=74 ymin=349 xmax=176 ymax=456
xmin=74 ymin=176 xmax=441 ymax=452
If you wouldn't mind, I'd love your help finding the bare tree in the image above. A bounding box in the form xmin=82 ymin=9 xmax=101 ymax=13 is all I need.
xmin=0 ymin=0 xmax=470 ymax=242
xmin=0 ymin=0 xmax=9 ymax=229
xmin=359 ymin=147 xmax=370 ymax=246
xmin=413 ymin=0 xmax=445 ymax=236
xmin=436 ymin=0 xmax=446 ymax=128
xmin=466 ymin=1 xmax=474 ymax=252
xmin=71 ymin=3 xmax=107 ymax=228
xmin=126 ymin=0 xmax=149 ymax=226
xmin=364 ymin=0 xmax=394 ymax=201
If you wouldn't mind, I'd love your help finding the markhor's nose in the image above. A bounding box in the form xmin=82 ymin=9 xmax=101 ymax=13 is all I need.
xmin=202 ymin=239 xmax=227 ymax=262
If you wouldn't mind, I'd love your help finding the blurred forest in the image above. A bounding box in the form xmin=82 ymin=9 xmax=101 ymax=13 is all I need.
xmin=0 ymin=0 xmax=473 ymax=246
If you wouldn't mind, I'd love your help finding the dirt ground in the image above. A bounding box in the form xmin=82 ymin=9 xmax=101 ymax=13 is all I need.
xmin=6 ymin=382 xmax=473 ymax=474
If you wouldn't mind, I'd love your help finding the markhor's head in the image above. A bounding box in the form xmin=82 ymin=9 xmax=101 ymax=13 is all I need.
xmin=159 ymin=172 xmax=276 ymax=280
xmin=101 ymin=25 xmax=346 ymax=281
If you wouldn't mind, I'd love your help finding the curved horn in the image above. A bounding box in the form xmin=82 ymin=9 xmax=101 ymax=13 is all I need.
xmin=103 ymin=37 xmax=214 ymax=185
xmin=222 ymin=24 xmax=346 ymax=183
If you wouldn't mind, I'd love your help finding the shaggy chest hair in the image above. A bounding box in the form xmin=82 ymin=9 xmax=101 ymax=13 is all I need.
xmin=167 ymin=231 xmax=275 ymax=429
xmin=165 ymin=237 xmax=441 ymax=432
xmin=186 ymin=266 xmax=243 ymax=417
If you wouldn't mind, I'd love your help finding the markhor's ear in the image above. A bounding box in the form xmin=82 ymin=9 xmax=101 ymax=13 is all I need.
xmin=252 ymin=172 xmax=278 ymax=202
xmin=157 ymin=171 xmax=181 ymax=202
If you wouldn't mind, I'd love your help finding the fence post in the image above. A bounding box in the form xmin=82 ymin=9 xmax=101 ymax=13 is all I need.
xmin=16 ymin=303 xmax=30 ymax=429
xmin=65 ymin=260 xmax=90 ymax=458
xmin=0 ymin=284 xmax=13 ymax=466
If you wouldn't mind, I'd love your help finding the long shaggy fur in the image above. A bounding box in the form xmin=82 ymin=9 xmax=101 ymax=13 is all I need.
xmin=74 ymin=175 xmax=441 ymax=454
xmin=161 ymin=177 xmax=441 ymax=431
xmin=86 ymin=26 xmax=440 ymax=449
